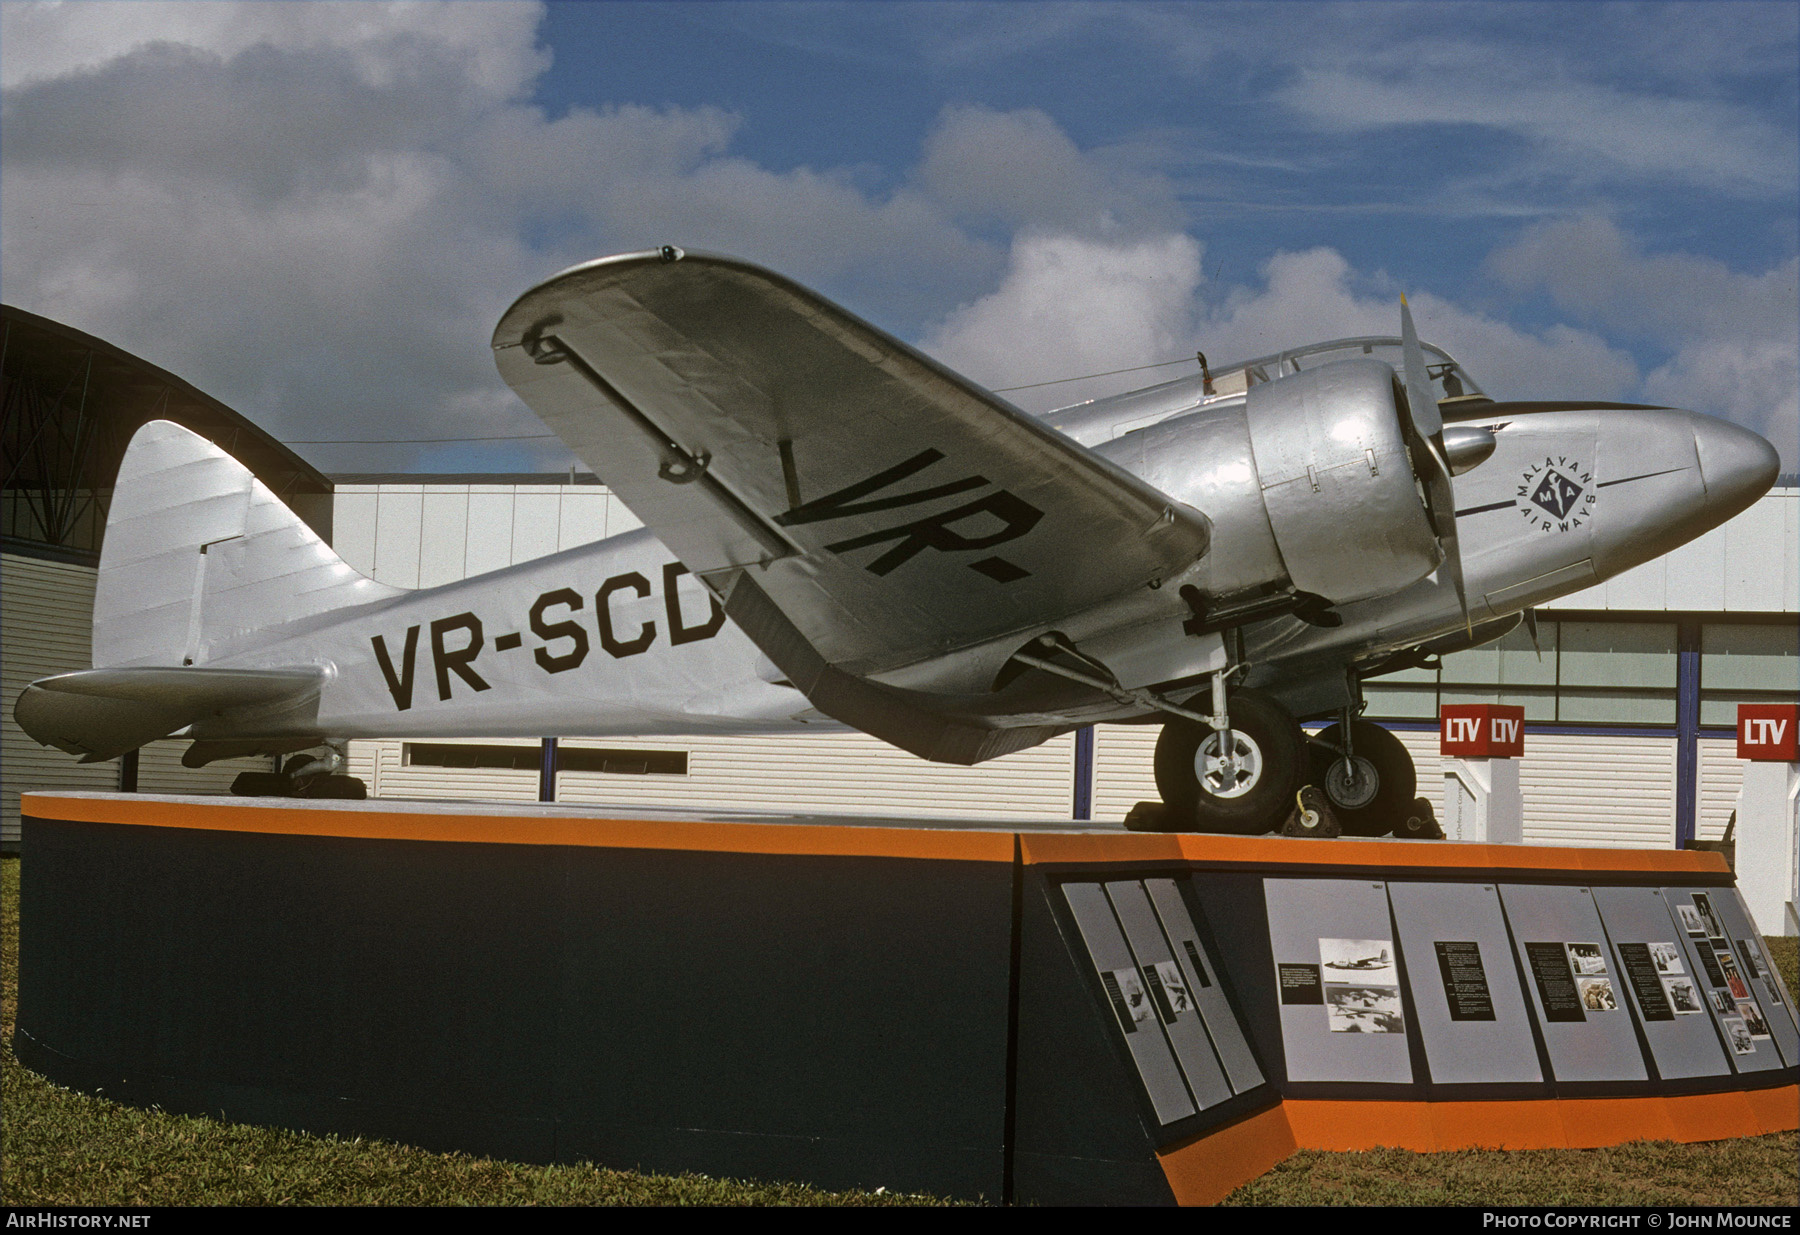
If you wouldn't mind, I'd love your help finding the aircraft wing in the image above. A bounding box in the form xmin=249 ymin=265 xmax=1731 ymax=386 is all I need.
xmin=493 ymin=249 xmax=1210 ymax=684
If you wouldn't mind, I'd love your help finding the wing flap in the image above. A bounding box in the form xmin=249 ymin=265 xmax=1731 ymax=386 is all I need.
xmin=494 ymin=250 xmax=1210 ymax=676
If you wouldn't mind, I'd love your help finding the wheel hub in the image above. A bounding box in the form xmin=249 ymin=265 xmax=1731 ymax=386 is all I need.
xmin=1324 ymin=755 xmax=1380 ymax=810
xmin=1194 ymin=729 xmax=1265 ymax=799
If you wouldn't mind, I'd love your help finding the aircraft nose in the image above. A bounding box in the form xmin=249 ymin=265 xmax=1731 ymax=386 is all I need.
xmin=1692 ymin=414 xmax=1780 ymax=522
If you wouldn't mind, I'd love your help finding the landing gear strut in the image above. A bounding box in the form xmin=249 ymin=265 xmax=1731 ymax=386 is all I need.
xmin=1153 ymin=688 xmax=1303 ymax=835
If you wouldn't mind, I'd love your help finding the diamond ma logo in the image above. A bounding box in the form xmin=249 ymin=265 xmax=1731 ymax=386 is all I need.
xmin=1517 ymin=457 xmax=1595 ymax=532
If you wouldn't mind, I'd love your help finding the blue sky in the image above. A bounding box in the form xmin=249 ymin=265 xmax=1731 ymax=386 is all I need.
xmin=3 ymin=1 xmax=1795 ymax=472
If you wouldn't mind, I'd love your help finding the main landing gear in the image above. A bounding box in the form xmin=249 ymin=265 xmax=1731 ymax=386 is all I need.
xmin=1142 ymin=692 xmax=1424 ymax=838
xmin=230 ymin=743 xmax=366 ymax=800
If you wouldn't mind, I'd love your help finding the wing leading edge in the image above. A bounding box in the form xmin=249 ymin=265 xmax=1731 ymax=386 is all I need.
xmin=493 ymin=251 xmax=1210 ymax=754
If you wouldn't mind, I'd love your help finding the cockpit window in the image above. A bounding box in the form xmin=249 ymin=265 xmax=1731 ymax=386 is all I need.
xmin=1206 ymin=336 xmax=1487 ymax=405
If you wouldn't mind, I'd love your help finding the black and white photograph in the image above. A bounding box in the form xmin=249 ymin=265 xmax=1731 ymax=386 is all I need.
xmin=1721 ymin=1017 xmax=1756 ymax=1056
xmin=1109 ymin=968 xmax=1156 ymax=1029
xmin=1577 ymin=975 xmax=1618 ymax=1011
xmin=1566 ymin=942 xmax=1608 ymax=976
xmin=1649 ymin=942 xmax=1684 ymax=975
xmin=1737 ymin=1002 xmax=1772 ymax=1039
xmin=1153 ymin=960 xmax=1193 ymax=1015
xmin=1662 ymin=976 xmax=1703 ymax=1015
xmin=1764 ymin=977 xmax=1790 ymax=1013
xmin=1691 ymin=894 xmax=1725 ymax=940
xmin=1319 ymin=938 xmax=1397 ymax=985
xmin=1324 ymin=985 xmax=1406 ymax=1034
xmin=1677 ymin=904 xmax=1707 ymax=936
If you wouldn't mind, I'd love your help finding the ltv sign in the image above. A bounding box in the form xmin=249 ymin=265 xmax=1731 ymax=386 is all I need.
xmin=1440 ymin=704 xmax=1526 ymax=758
xmin=1737 ymin=703 xmax=1798 ymax=762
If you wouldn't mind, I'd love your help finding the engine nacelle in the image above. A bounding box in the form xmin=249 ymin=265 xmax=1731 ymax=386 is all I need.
xmin=1243 ymin=359 xmax=1441 ymax=605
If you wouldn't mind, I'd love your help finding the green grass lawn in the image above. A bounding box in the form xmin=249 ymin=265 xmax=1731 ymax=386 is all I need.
xmin=3 ymin=855 xmax=1795 ymax=1206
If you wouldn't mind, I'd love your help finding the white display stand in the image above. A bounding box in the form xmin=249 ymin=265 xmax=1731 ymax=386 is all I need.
xmin=1733 ymin=703 xmax=1799 ymax=936
xmin=1442 ymin=756 xmax=1524 ymax=844
xmin=1439 ymin=704 xmax=1525 ymax=844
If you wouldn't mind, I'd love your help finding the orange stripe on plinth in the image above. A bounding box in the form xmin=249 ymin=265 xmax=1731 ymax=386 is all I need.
xmin=1426 ymin=1098 xmax=1570 ymax=1150
xmin=1158 ymin=1091 xmax=1797 ymax=1204
xmin=1156 ymin=1103 xmax=1297 ymax=1207
xmin=1741 ymin=1084 xmax=1800 ymax=1133
xmin=1017 ymin=831 xmax=1728 ymax=876
xmin=20 ymin=794 xmax=1015 ymax=863
xmin=1282 ymin=1099 xmax=1441 ymax=1151
xmin=1553 ymin=1096 xmax=1683 ymax=1147
xmin=1658 ymin=1090 xmax=1764 ymax=1144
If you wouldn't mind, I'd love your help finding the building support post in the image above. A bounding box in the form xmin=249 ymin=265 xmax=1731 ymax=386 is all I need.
xmin=1072 ymin=726 xmax=1094 ymax=821
xmin=1675 ymin=620 xmax=1701 ymax=848
xmin=539 ymin=738 xmax=558 ymax=804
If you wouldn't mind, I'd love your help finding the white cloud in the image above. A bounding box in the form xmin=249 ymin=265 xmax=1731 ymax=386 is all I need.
xmin=1488 ymin=216 xmax=1799 ymax=468
xmin=0 ymin=0 xmax=549 ymax=94
xmin=1196 ymin=247 xmax=1639 ymax=405
xmin=922 ymin=231 xmax=1203 ymax=407
xmin=2 ymin=13 xmax=1195 ymax=470
xmin=1276 ymin=64 xmax=1795 ymax=197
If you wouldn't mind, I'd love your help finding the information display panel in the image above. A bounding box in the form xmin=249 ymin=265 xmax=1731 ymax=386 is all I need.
xmin=1723 ymin=889 xmax=1800 ymax=1065
xmin=1062 ymin=882 xmax=1197 ymax=1124
xmin=1144 ymin=878 xmax=1264 ymax=1094
xmin=1386 ymin=881 xmax=1542 ymax=1085
xmin=1589 ymin=887 xmax=1731 ymax=1080
xmin=1104 ymin=881 xmax=1233 ymax=1110
xmin=1498 ymin=884 xmax=1648 ymax=1083
xmin=1264 ymin=879 xmax=1414 ymax=1084
xmin=1661 ymin=887 xmax=1793 ymax=1072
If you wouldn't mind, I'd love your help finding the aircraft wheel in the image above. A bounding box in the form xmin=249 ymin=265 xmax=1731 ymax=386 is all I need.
xmin=230 ymin=771 xmax=291 ymax=797
xmin=298 ymin=774 xmax=367 ymax=800
xmin=1308 ymin=721 xmax=1415 ymax=837
xmin=1154 ymin=690 xmax=1304 ymax=835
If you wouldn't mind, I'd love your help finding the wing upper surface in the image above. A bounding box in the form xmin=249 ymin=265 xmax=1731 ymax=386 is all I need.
xmin=493 ymin=249 xmax=1209 ymax=676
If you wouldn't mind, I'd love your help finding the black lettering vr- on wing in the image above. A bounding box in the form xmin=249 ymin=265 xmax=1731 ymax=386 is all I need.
xmin=493 ymin=249 xmax=1209 ymax=686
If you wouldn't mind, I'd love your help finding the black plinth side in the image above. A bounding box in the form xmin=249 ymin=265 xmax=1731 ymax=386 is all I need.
xmin=16 ymin=811 xmax=1018 ymax=1200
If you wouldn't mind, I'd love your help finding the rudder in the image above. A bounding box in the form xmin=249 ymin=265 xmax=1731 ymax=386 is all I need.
xmin=95 ymin=420 xmax=403 ymax=667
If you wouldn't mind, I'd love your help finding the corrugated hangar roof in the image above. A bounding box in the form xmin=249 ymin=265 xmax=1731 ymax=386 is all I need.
xmin=2 ymin=304 xmax=333 ymax=560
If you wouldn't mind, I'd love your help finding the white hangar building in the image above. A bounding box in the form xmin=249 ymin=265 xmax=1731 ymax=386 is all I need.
xmin=3 ymin=305 xmax=1796 ymax=851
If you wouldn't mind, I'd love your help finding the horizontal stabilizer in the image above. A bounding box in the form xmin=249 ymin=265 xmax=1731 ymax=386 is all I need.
xmin=14 ymin=666 xmax=326 ymax=762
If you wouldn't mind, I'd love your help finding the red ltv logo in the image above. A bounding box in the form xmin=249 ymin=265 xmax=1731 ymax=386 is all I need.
xmin=1737 ymin=704 xmax=1799 ymax=762
xmin=1440 ymin=704 xmax=1526 ymax=758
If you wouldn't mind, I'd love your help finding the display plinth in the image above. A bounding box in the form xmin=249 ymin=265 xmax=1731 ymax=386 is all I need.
xmin=16 ymin=793 xmax=1799 ymax=1206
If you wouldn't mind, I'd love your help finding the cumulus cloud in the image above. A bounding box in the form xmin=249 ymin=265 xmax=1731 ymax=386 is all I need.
xmin=922 ymin=231 xmax=1202 ymax=407
xmin=1488 ymin=217 xmax=1799 ymax=466
xmin=1194 ymin=247 xmax=1639 ymax=404
xmin=0 ymin=10 xmax=1051 ymax=468
xmin=914 ymin=104 xmax=1182 ymax=236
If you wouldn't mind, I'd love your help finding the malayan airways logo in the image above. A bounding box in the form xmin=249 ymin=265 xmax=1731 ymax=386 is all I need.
xmin=1518 ymin=457 xmax=1595 ymax=532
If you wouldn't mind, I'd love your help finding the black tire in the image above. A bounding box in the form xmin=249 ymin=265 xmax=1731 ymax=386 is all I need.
xmin=298 ymin=774 xmax=367 ymax=800
xmin=230 ymin=771 xmax=292 ymax=797
xmin=1307 ymin=720 xmax=1416 ymax=837
xmin=1154 ymin=689 xmax=1304 ymax=835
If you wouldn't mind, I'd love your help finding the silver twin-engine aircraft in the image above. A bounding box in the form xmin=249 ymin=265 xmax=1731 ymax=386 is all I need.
xmin=16 ymin=248 xmax=1781 ymax=836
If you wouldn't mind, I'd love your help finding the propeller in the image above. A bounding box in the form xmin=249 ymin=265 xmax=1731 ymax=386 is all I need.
xmin=1400 ymin=295 xmax=1472 ymax=633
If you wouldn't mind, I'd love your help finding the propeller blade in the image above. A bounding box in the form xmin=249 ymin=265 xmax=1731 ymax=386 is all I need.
xmin=1400 ymin=294 xmax=1442 ymax=438
xmin=1523 ymin=607 xmax=1543 ymax=662
xmin=1403 ymin=294 xmax=1471 ymax=633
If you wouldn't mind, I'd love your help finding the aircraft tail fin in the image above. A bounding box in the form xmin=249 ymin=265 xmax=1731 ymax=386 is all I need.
xmin=94 ymin=420 xmax=404 ymax=667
